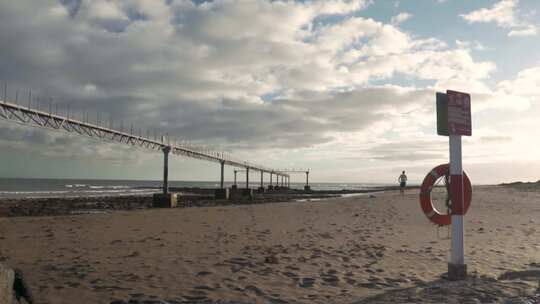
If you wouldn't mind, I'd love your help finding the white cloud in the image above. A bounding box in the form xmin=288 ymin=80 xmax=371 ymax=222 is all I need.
xmin=391 ymin=12 xmax=412 ymax=25
xmin=461 ymin=0 xmax=538 ymax=37
xmin=508 ymin=24 xmax=538 ymax=36
xmin=1 ymin=0 xmax=537 ymax=183
xmin=497 ymin=66 xmax=540 ymax=98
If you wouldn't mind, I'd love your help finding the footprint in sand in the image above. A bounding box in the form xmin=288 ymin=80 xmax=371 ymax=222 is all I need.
xmin=299 ymin=277 xmax=316 ymax=288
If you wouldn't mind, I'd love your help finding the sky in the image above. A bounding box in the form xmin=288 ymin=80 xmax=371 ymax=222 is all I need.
xmin=0 ymin=0 xmax=540 ymax=185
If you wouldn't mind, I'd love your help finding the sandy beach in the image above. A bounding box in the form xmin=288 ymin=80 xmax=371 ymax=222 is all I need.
xmin=0 ymin=186 xmax=539 ymax=303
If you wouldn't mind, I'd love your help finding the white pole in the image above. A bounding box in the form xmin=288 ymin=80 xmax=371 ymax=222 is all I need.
xmin=449 ymin=135 xmax=466 ymax=279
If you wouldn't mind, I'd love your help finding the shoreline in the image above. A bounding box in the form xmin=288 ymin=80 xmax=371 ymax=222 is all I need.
xmin=0 ymin=186 xmax=403 ymax=218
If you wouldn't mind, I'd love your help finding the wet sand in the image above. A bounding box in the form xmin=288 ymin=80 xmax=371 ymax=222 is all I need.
xmin=0 ymin=186 xmax=539 ymax=303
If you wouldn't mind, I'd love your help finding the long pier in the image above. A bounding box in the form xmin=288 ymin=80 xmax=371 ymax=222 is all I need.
xmin=0 ymin=97 xmax=290 ymax=199
xmin=275 ymin=169 xmax=311 ymax=190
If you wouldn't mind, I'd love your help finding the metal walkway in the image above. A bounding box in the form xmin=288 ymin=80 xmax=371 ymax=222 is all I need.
xmin=0 ymin=97 xmax=290 ymax=193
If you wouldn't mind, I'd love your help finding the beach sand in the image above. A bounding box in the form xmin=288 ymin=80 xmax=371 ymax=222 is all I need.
xmin=0 ymin=186 xmax=539 ymax=303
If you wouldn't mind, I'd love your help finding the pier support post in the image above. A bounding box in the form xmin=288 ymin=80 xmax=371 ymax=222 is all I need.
xmin=268 ymin=172 xmax=273 ymax=190
xmin=162 ymin=146 xmax=171 ymax=194
xmin=232 ymin=170 xmax=238 ymax=190
xmin=258 ymin=171 xmax=265 ymax=193
xmin=215 ymin=160 xmax=229 ymax=199
xmin=153 ymin=145 xmax=177 ymax=207
xmin=304 ymin=171 xmax=311 ymax=191
xmin=220 ymin=161 xmax=225 ymax=189
xmin=246 ymin=167 xmax=250 ymax=189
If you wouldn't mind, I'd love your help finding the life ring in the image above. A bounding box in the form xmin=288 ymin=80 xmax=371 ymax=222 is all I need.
xmin=419 ymin=163 xmax=472 ymax=226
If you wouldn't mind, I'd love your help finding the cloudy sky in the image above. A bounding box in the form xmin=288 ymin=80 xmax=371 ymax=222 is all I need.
xmin=0 ymin=0 xmax=539 ymax=184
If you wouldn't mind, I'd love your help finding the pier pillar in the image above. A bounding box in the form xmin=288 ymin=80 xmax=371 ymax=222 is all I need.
xmin=304 ymin=171 xmax=311 ymax=191
xmin=162 ymin=146 xmax=171 ymax=194
xmin=232 ymin=169 xmax=238 ymax=189
xmin=153 ymin=146 xmax=178 ymax=207
xmin=258 ymin=171 xmax=265 ymax=193
xmin=245 ymin=167 xmax=250 ymax=189
xmin=215 ymin=160 xmax=229 ymax=199
xmin=220 ymin=161 xmax=225 ymax=189
xmin=268 ymin=172 xmax=273 ymax=190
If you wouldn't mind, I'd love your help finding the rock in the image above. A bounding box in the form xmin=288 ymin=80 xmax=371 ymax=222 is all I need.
xmin=13 ymin=269 xmax=33 ymax=304
xmin=0 ymin=263 xmax=15 ymax=304
xmin=264 ymin=255 xmax=279 ymax=264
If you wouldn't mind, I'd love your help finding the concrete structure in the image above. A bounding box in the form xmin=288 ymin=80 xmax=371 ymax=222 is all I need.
xmin=241 ymin=188 xmax=253 ymax=199
xmin=214 ymin=188 xmax=229 ymax=199
xmin=152 ymin=193 xmax=178 ymax=208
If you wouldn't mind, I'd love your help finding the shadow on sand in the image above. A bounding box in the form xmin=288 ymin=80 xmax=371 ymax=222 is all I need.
xmin=352 ymin=269 xmax=540 ymax=304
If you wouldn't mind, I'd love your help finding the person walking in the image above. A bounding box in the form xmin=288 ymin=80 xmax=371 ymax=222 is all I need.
xmin=398 ymin=171 xmax=407 ymax=196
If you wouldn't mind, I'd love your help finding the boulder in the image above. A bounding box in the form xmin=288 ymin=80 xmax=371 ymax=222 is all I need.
xmin=0 ymin=263 xmax=14 ymax=304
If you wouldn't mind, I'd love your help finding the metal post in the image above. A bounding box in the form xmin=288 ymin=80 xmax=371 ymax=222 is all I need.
xmin=162 ymin=146 xmax=171 ymax=194
xmin=220 ymin=161 xmax=225 ymax=189
xmin=306 ymin=171 xmax=309 ymax=186
xmin=234 ymin=170 xmax=238 ymax=186
xmin=449 ymin=135 xmax=466 ymax=279
xmin=260 ymin=171 xmax=263 ymax=188
xmin=270 ymin=172 xmax=273 ymax=186
xmin=281 ymin=175 xmax=284 ymax=187
xmin=246 ymin=167 xmax=249 ymax=189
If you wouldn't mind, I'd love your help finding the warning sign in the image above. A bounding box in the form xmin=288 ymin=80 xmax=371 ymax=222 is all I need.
xmin=447 ymin=90 xmax=471 ymax=136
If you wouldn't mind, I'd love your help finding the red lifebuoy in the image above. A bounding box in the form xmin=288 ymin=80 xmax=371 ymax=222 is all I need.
xmin=419 ymin=163 xmax=472 ymax=226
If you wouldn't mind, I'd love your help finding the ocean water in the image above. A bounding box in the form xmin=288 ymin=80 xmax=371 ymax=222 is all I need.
xmin=0 ymin=178 xmax=391 ymax=199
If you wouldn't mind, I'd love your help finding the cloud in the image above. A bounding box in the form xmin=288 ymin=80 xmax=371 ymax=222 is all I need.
xmin=391 ymin=12 xmax=412 ymax=25
xmin=497 ymin=66 xmax=540 ymax=97
xmin=508 ymin=25 xmax=538 ymax=36
xmin=460 ymin=0 xmax=538 ymax=37
xmin=1 ymin=0 xmax=530 ymax=183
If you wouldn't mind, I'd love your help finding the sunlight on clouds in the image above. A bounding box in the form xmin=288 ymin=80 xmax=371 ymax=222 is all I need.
xmin=0 ymin=0 xmax=539 ymax=182
xmin=461 ymin=0 xmax=538 ymax=37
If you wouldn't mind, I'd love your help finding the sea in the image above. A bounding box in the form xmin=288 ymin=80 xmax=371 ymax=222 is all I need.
xmin=0 ymin=178 xmax=391 ymax=199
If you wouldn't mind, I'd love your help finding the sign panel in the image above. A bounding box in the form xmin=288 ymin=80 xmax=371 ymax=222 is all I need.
xmin=446 ymin=90 xmax=471 ymax=136
xmin=436 ymin=92 xmax=449 ymax=136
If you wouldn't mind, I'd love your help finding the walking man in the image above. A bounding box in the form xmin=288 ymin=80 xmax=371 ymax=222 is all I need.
xmin=398 ymin=171 xmax=407 ymax=196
